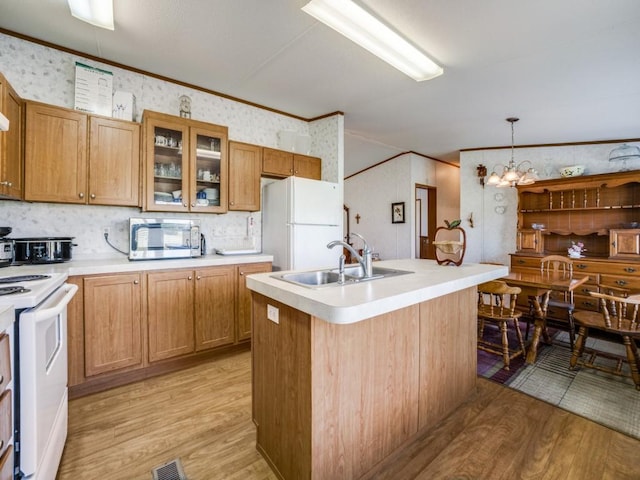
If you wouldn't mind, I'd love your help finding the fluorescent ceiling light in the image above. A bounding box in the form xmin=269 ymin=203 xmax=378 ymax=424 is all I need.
xmin=68 ymin=0 xmax=114 ymax=30
xmin=302 ymin=0 xmax=442 ymax=81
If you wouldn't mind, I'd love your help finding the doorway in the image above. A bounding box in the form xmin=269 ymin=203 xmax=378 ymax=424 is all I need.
xmin=415 ymin=184 xmax=437 ymax=259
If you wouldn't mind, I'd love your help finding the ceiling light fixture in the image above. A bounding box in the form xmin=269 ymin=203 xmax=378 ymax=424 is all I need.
xmin=301 ymin=0 xmax=443 ymax=82
xmin=67 ymin=0 xmax=114 ymax=30
xmin=486 ymin=117 xmax=539 ymax=188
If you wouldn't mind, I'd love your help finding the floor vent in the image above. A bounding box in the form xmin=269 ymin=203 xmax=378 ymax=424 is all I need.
xmin=151 ymin=458 xmax=188 ymax=480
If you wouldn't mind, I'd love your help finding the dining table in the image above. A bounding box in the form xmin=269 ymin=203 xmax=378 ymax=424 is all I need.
xmin=501 ymin=270 xmax=590 ymax=364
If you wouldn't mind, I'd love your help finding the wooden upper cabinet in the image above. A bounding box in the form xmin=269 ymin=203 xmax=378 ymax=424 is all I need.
xmin=294 ymin=153 xmax=321 ymax=180
xmin=142 ymin=110 xmax=228 ymax=214
xmin=25 ymin=101 xmax=140 ymax=206
xmin=262 ymin=147 xmax=322 ymax=180
xmin=0 ymin=73 xmax=23 ymax=200
xmin=89 ymin=116 xmax=140 ymax=206
xmin=229 ymin=141 xmax=261 ymax=211
xmin=25 ymin=102 xmax=88 ymax=203
xmin=262 ymin=147 xmax=293 ymax=177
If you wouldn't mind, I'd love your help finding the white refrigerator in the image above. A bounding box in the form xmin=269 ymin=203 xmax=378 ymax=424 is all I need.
xmin=262 ymin=176 xmax=342 ymax=271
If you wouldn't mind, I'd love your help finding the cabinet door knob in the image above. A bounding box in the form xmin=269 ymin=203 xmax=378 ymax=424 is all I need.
xmin=79 ymin=192 xmax=85 ymax=199
xmin=90 ymin=193 xmax=96 ymax=199
xmin=183 ymin=202 xmax=188 ymax=207
xmin=624 ymin=267 xmax=636 ymax=273
xmin=188 ymin=276 xmax=193 ymax=280
xmin=0 ymin=181 xmax=12 ymax=187
xmin=133 ymin=280 xmax=139 ymax=285
xmin=240 ymin=271 xmax=245 ymax=276
xmin=230 ymin=201 xmax=234 ymax=206
xmin=191 ymin=202 xmax=195 ymax=207
xmin=615 ymin=280 xmax=628 ymax=286
xmin=196 ymin=275 xmax=201 ymax=280
xmin=0 ymin=374 xmax=3 ymax=384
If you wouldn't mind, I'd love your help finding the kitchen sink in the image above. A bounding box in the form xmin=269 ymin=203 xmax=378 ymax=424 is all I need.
xmin=275 ymin=266 xmax=412 ymax=288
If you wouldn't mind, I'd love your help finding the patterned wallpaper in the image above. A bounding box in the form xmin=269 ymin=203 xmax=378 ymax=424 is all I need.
xmin=0 ymin=33 xmax=343 ymax=259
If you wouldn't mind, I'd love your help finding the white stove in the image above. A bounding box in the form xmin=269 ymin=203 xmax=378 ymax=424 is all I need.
xmin=0 ymin=273 xmax=68 ymax=309
xmin=0 ymin=271 xmax=76 ymax=480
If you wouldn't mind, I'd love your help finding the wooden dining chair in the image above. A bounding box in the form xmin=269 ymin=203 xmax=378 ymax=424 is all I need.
xmin=539 ymin=254 xmax=576 ymax=349
xmin=477 ymin=280 xmax=526 ymax=370
xmin=570 ymin=291 xmax=640 ymax=390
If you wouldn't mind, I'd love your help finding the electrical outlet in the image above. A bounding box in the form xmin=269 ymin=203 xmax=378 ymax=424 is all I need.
xmin=103 ymin=227 xmax=110 ymax=237
xmin=267 ymin=304 xmax=279 ymax=324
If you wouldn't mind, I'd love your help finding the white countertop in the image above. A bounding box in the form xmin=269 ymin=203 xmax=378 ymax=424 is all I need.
xmin=0 ymin=253 xmax=273 ymax=277
xmin=246 ymin=259 xmax=508 ymax=324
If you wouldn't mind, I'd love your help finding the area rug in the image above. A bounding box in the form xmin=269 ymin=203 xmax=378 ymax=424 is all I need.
xmin=478 ymin=326 xmax=640 ymax=440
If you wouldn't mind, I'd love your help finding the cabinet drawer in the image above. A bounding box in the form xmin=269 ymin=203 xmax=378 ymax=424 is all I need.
xmin=587 ymin=262 xmax=640 ymax=276
xmin=0 ymin=335 xmax=9 ymax=392
xmin=575 ymin=293 xmax=600 ymax=312
xmin=599 ymin=274 xmax=640 ymax=292
xmin=510 ymin=256 xmax=542 ymax=270
xmin=0 ymin=390 xmax=11 ymax=458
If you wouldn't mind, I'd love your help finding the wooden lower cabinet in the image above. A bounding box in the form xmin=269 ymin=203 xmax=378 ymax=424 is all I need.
xmin=195 ymin=266 xmax=236 ymax=351
xmin=147 ymin=270 xmax=196 ymax=362
xmin=0 ymin=445 xmax=13 ymax=480
xmin=67 ymin=261 xmax=271 ymax=396
xmin=83 ymin=273 xmax=143 ymax=376
xmin=252 ymin=287 xmax=476 ymax=480
xmin=237 ymin=262 xmax=272 ymax=341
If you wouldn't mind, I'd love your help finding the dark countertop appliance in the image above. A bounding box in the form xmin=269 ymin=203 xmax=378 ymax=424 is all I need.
xmin=0 ymin=227 xmax=12 ymax=267
xmin=11 ymin=237 xmax=75 ymax=264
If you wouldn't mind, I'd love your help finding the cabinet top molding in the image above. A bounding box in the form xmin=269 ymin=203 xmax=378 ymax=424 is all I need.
xmin=517 ymin=170 xmax=640 ymax=193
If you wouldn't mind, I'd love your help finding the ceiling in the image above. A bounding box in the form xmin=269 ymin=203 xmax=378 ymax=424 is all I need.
xmin=1 ymin=0 xmax=639 ymax=177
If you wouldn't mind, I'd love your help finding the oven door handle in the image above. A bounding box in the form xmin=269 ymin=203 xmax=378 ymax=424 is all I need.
xmin=29 ymin=283 xmax=78 ymax=321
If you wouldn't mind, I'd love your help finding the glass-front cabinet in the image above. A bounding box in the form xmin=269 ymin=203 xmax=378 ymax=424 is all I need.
xmin=143 ymin=110 xmax=228 ymax=213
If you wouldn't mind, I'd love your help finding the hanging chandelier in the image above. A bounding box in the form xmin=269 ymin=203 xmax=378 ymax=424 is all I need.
xmin=486 ymin=117 xmax=539 ymax=188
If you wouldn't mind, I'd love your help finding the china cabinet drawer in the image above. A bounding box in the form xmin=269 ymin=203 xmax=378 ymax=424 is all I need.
xmin=574 ymin=293 xmax=600 ymax=312
xmin=576 ymin=261 xmax=640 ymax=277
xmin=599 ymin=274 xmax=640 ymax=292
xmin=510 ymin=256 xmax=542 ymax=270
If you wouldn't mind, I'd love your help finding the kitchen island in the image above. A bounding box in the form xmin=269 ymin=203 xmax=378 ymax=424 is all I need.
xmin=247 ymin=259 xmax=508 ymax=480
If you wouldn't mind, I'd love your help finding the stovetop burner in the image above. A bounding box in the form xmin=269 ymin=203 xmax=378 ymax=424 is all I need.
xmin=0 ymin=286 xmax=30 ymax=296
xmin=0 ymin=275 xmax=52 ymax=284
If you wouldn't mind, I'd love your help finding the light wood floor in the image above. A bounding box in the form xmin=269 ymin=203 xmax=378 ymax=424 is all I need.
xmin=56 ymin=349 xmax=640 ymax=480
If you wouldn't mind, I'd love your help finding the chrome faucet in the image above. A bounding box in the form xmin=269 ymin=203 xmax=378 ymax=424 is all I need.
xmin=327 ymin=232 xmax=373 ymax=278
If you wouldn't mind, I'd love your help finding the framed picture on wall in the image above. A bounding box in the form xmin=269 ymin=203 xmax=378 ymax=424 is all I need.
xmin=392 ymin=202 xmax=405 ymax=224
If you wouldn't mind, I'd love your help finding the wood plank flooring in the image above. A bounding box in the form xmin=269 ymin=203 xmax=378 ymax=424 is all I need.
xmin=56 ymin=349 xmax=640 ymax=480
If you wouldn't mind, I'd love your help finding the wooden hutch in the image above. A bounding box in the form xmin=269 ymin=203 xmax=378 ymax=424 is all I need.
xmin=511 ymin=170 xmax=640 ymax=316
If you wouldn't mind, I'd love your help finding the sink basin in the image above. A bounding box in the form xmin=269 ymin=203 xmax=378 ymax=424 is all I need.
xmin=278 ymin=270 xmax=342 ymax=287
xmin=274 ymin=266 xmax=412 ymax=288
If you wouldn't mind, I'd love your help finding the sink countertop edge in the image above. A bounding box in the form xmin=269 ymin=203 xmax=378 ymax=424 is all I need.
xmin=246 ymin=259 xmax=508 ymax=324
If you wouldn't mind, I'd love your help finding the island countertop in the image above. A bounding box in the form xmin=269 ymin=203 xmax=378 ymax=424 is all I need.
xmin=246 ymin=258 xmax=508 ymax=324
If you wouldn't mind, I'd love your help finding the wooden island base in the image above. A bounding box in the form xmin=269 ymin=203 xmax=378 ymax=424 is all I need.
xmin=251 ymin=287 xmax=477 ymax=480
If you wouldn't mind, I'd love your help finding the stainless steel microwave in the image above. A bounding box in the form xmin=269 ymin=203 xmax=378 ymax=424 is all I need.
xmin=129 ymin=218 xmax=201 ymax=261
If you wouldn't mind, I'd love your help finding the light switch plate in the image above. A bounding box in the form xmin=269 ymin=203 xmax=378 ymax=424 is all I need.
xmin=267 ymin=304 xmax=279 ymax=324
